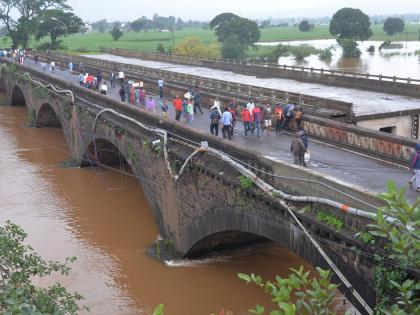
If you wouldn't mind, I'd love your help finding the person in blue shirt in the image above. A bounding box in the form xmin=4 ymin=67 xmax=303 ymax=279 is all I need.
xmin=221 ymin=108 xmax=233 ymax=140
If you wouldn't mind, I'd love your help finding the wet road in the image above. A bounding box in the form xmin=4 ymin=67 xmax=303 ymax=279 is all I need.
xmin=20 ymin=57 xmax=417 ymax=205
xmin=84 ymin=54 xmax=420 ymax=116
xmin=0 ymin=106 xmax=356 ymax=314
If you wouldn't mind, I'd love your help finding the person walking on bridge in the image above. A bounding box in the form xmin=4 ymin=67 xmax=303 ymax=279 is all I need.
xmin=118 ymin=71 xmax=125 ymax=84
xmin=110 ymin=72 xmax=116 ymax=88
xmin=251 ymin=106 xmax=261 ymax=137
xmin=209 ymin=106 xmax=221 ymax=136
xmin=274 ymin=103 xmax=284 ymax=133
xmin=291 ymin=132 xmax=307 ymax=167
xmin=221 ymin=108 xmax=233 ymax=140
xmin=158 ymin=78 xmax=164 ymax=99
xmin=172 ymin=95 xmax=182 ymax=121
xmin=410 ymin=143 xmax=420 ymax=192
xmin=119 ymin=85 xmax=126 ymax=102
xmin=241 ymin=106 xmax=251 ymax=136
xmin=146 ymin=96 xmax=157 ymax=113
xmin=193 ymin=86 xmax=203 ymax=115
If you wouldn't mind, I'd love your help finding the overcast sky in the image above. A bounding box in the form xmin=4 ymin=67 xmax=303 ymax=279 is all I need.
xmin=67 ymin=0 xmax=419 ymax=22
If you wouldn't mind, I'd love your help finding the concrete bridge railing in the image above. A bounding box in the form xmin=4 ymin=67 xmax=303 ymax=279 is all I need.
xmin=104 ymin=48 xmax=420 ymax=99
xmin=37 ymin=52 xmax=418 ymax=164
xmin=1 ymin=61 xmax=404 ymax=314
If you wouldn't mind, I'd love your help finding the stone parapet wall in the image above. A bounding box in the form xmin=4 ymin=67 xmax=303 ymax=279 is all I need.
xmin=106 ymin=48 xmax=420 ymax=99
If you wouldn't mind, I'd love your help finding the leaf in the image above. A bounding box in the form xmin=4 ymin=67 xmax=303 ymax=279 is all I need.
xmin=237 ymin=273 xmax=251 ymax=283
xmin=153 ymin=304 xmax=164 ymax=315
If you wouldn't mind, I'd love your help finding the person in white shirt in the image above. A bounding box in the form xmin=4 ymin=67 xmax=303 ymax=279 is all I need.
xmin=50 ymin=61 xmax=55 ymax=72
xmin=118 ymin=71 xmax=125 ymax=84
xmin=247 ymin=99 xmax=255 ymax=112
xmin=100 ymin=82 xmax=108 ymax=95
xmin=211 ymin=97 xmax=222 ymax=116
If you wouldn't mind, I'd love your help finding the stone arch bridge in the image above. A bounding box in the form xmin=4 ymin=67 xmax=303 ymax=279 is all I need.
xmin=0 ymin=62 xmax=391 ymax=314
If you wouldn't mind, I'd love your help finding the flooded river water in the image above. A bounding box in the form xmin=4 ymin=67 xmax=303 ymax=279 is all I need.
xmin=0 ymin=105 xmax=355 ymax=314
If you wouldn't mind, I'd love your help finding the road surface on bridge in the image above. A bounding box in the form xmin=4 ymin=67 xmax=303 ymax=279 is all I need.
xmin=20 ymin=58 xmax=418 ymax=205
xmin=84 ymin=54 xmax=420 ymax=116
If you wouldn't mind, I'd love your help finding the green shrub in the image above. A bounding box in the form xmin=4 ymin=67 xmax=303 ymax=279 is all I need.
xmin=239 ymin=175 xmax=254 ymax=190
xmin=316 ymin=210 xmax=344 ymax=231
xmin=338 ymin=39 xmax=361 ymax=57
xmin=367 ymin=45 xmax=375 ymax=53
xmin=358 ymin=232 xmax=376 ymax=245
xmin=318 ymin=47 xmax=333 ymax=60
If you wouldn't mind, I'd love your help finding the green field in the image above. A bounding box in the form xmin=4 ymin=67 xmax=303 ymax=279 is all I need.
xmin=2 ymin=23 xmax=419 ymax=54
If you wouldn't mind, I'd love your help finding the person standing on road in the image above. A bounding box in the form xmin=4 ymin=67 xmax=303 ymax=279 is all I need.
xmin=247 ymin=98 xmax=255 ymax=113
xmin=186 ymin=99 xmax=194 ymax=125
xmin=221 ymin=108 xmax=233 ymax=140
xmin=410 ymin=143 xmax=420 ymax=192
xmin=118 ymin=71 xmax=125 ymax=84
xmin=228 ymin=106 xmax=237 ymax=138
xmin=298 ymin=128 xmax=309 ymax=150
xmin=34 ymin=54 xmax=39 ymax=64
xmin=209 ymin=106 xmax=221 ymax=136
xmin=241 ymin=106 xmax=251 ymax=136
xmin=291 ymin=132 xmax=307 ymax=167
xmin=161 ymin=100 xmax=169 ymax=120
xmin=100 ymin=81 xmax=108 ymax=95
xmin=119 ymin=85 xmax=126 ymax=102
xmin=158 ymin=78 xmax=164 ymax=99
xmin=172 ymin=95 xmax=182 ymax=121
xmin=251 ymin=106 xmax=261 ymax=137
xmin=294 ymin=107 xmax=303 ymax=130
xmin=283 ymin=102 xmax=295 ymax=130
xmin=79 ymin=72 xmax=84 ymax=86
xmin=134 ymin=87 xmax=140 ymax=106
xmin=274 ymin=103 xmax=284 ymax=133
xmin=193 ymin=86 xmax=203 ymax=115
xmin=146 ymin=96 xmax=156 ymax=113
xmin=139 ymin=87 xmax=146 ymax=108
xmin=50 ymin=61 xmax=55 ymax=72
xmin=262 ymin=101 xmax=272 ymax=136
xmin=212 ymin=97 xmax=222 ymax=116
xmin=110 ymin=72 xmax=116 ymax=88
xmin=41 ymin=62 xmax=46 ymax=73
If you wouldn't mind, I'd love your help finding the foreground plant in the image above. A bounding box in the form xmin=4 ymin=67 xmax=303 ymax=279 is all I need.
xmin=0 ymin=221 xmax=86 ymax=314
xmin=238 ymin=266 xmax=339 ymax=315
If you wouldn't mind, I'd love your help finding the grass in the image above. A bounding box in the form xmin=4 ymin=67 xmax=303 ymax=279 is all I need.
xmin=1 ymin=23 xmax=418 ymax=55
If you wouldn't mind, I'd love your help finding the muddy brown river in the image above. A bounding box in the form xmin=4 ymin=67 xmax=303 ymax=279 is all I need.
xmin=0 ymin=105 xmax=355 ymax=315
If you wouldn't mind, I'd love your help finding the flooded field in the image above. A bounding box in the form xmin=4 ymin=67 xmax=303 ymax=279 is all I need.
xmin=258 ymin=39 xmax=420 ymax=79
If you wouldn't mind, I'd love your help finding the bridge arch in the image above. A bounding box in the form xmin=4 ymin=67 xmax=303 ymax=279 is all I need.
xmin=81 ymin=137 xmax=130 ymax=168
xmin=10 ymin=85 xmax=26 ymax=106
xmin=36 ymin=103 xmax=62 ymax=128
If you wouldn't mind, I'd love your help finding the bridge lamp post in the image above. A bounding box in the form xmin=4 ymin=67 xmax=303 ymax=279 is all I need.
xmin=51 ymin=17 xmax=73 ymax=66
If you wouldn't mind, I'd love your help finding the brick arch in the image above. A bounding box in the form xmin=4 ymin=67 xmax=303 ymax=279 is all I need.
xmin=10 ymin=85 xmax=27 ymax=106
xmin=36 ymin=103 xmax=62 ymax=128
xmin=181 ymin=207 xmax=375 ymax=315
xmin=81 ymin=137 xmax=131 ymax=168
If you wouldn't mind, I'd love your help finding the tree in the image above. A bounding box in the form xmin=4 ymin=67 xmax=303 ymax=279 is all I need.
xmin=209 ymin=12 xmax=239 ymax=30
xmin=238 ymin=266 xmax=339 ymax=315
xmin=36 ymin=10 xmax=83 ymax=49
xmin=0 ymin=0 xmax=70 ymax=48
xmin=329 ymin=8 xmax=372 ymax=41
xmin=110 ymin=26 xmax=123 ymax=41
xmin=91 ymin=18 xmax=108 ymax=32
xmin=131 ymin=18 xmax=146 ymax=32
xmin=329 ymin=8 xmax=372 ymax=57
xmin=0 ymin=221 xmax=85 ymax=314
xmin=383 ymin=17 xmax=405 ymax=36
xmin=210 ymin=13 xmax=260 ymax=59
xmin=298 ymin=20 xmax=312 ymax=32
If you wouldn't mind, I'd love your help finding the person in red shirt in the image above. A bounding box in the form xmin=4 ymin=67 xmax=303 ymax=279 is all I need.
xmin=274 ymin=103 xmax=284 ymax=133
xmin=241 ymin=106 xmax=251 ymax=136
xmin=172 ymin=95 xmax=183 ymax=121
